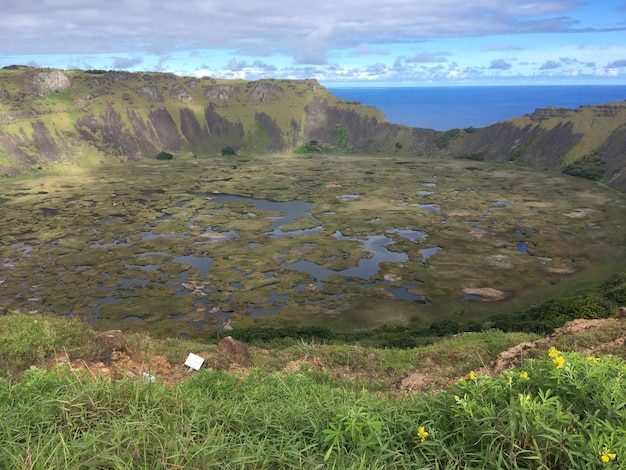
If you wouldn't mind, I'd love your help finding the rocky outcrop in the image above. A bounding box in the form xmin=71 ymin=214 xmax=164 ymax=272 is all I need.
xmin=254 ymin=112 xmax=287 ymax=152
xmin=170 ymin=84 xmax=193 ymax=103
xmin=28 ymin=68 xmax=71 ymax=96
xmin=529 ymin=107 xmax=575 ymax=121
xmin=204 ymin=85 xmax=236 ymax=100
xmin=136 ymin=85 xmax=164 ymax=102
xmin=247 ymin=82 xmax=281 ymax=102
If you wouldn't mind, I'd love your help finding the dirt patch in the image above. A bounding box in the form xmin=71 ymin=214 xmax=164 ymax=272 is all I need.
xmin=462 ymin=287 xmax=507 ymax=301
xmin=545 ymin=266 xmax=577 ymax=275
xmin=468 ymin=229 xmax=486 ymax=240
xmin=447 ymin=210 xmax=475 ymax=217
xmin=524 ymin=202 xmax=553 ymax=208
xmin=48 ymin=345 xmax=191 ymax=386
xmin=392 ymin=371 xmax=444 ymax=393
xmin=282 ymin=354 xmax=326 ymax=373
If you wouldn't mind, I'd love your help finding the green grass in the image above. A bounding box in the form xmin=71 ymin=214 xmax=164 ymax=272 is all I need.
xmin=2 ymin=312 xmax=626 ymax=468
xmin=0 ymin=314 xmax=93 ymax=381
xmin=1 ymin=339 xmax=625 ymax=468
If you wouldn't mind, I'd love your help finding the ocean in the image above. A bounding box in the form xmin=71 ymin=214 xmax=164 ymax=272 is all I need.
xmin=327 ymin=85 xmax=626 ymax=131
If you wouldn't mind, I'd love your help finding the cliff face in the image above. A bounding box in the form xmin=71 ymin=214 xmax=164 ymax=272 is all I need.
xmin=445 ymin=104 xmax=626 ymax=192
xmin=1 ymin=67 xmax=625 ymax=192
xmin=0 ymin=67 xmax=387 ymax=171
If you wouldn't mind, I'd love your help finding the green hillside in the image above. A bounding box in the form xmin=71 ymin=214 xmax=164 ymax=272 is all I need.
xmin=2 ymin=67 xmax=626 ymax=192
xmin=0 ymin=67 xmax=387 ymax=172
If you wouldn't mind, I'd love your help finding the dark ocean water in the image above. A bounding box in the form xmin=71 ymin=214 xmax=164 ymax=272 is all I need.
xmin=327 ymin=85 xmax=626 ymax=131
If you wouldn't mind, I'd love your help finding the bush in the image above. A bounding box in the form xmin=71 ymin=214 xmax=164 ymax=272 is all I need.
xmin=332 ymin=122 xmax=350 ymax=150
xmin=602 ymin=272 xmax=626 ymax=305
xmin=304 ymin=140 xmax=321 ymax=153
xmin=221 ymin=146 xmax=236 ymax=156
xmin=156 ymin=151 xmax=174 ymax=160
xmin=489 ymin=294 xmax=610 ymax=335
xmin=563 ymin=153 xmax=605 ymax=181
xmin=429 ymin=319 xmax=460 ymax=336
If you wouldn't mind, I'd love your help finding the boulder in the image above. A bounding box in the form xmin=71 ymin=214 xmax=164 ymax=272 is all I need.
xmin=216 ymin=336 xmax=253 ymax=368
xmin=84 ymin=330 xmax=127 ymax=364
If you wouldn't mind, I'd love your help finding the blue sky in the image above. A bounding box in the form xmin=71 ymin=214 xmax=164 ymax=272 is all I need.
xmin=2 ymin=0 xmax=626 ymax=86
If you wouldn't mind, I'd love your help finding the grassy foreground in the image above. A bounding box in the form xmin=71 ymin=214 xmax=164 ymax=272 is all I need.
xmin=2 ymin=313 xmax=626 ymax=469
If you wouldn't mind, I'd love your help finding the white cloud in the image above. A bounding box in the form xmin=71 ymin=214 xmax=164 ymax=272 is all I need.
xmin=0 ymin=0 xmax=597 ymax=59
xmin=540 ymin=60 xmax=562 ymax=70
xmin=1 ymin=1 xmax=625 ymax=85
xmin=350 ymin=43 xmax=390 ymax=56
xmin=483 ymin=43 xmax=524 ymax=51
xmin=608 ymin=59 xmax=626 ymax=67
xmin=112 ymin=57 xmax=143 ymax=69
xmin=489 ymin=59 xmax=513 ymax=70
xmin=406 ymin=52 xmax=450 ymax=63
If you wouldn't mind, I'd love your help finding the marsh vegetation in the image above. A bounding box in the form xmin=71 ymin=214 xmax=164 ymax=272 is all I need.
xmin=1 ymin=155 xmax=624 ymax=337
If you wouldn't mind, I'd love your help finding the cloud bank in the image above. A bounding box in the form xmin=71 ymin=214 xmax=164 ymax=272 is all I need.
xmin=1 ymin=0 xmax=626 ymax=84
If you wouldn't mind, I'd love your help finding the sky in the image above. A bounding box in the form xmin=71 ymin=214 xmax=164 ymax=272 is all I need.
xmin=2 ymin=0 xmax=626 ymax=86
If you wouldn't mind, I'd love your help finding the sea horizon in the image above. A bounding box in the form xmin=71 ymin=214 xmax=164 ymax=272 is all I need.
xmin=327 ymin=85 xmax=626 ymax=131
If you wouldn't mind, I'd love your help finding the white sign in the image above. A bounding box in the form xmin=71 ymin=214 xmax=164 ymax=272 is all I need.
xmin=184 ymin=352 xmax=205 ymax=371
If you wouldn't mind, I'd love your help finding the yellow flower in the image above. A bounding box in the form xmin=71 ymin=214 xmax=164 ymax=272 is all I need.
xmin=519 ymin=371 xmax=529 ymax=379
xmin=553 ymin=356 xmax=565 ymax=369
xmin=548 ymin=347 xmax=561 ymax=358
xmin=469 ymin=371 xmax=476 ymax=380
xmin=586 ymin=355 xmax=600 ymax=364
xmin=600 ymin=451 xmax=617 ymax=464
xmin=417 ymin=426 xmax=429 ymax=442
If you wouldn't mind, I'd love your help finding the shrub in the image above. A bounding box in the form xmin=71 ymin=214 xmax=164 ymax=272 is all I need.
xmin=563 ymin=153 xmax=605 ymax=181
xmin=156 ymin=151 xmax=173 ymax=160
xmin=305 ymin=140 xmax=321 ymax=152
xmin=602 ymin=272 xmax=626 ymax=305
xmin=332 ymin=122 xmax=350 ymax=150
xmin=221 ymin=146 xmax=236 ymax=156
xmin=489 ymin=294 xmax=610 ymax=335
